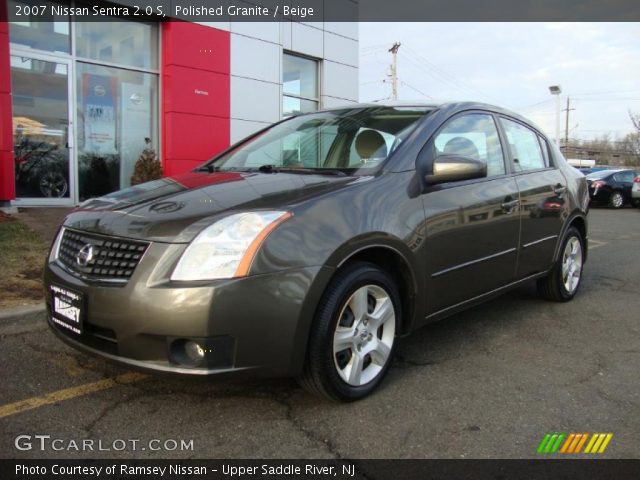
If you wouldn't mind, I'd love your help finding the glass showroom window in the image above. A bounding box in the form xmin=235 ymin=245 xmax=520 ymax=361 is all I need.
xmin=8 ymin=0 xmax=70 ymax=54
xmin=283 ymin=53 xmax=319 ymax=116
xmin=75 ymin=22 xmax=159 ymax=200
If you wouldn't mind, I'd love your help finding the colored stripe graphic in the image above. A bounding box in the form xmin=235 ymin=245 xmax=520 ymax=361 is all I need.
xmin=537 ymin=433 xmax=566 ymax=454
xmin=537 ymin=433 xmax=552 ymax=454
xmin=559 ymin=433 xmax=575 ymax=453
xmin=574 ymin=433 xmax=589 ymax=453
xmin=538 ymin=433 xmax=613 ymax=454
xmin=585 ymin=433 xmax=614 ymax=453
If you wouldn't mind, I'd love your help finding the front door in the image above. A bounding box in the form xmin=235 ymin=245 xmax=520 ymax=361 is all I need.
xmin=422 ymin=112 xmax=520 ymax=315
xmin=10 ymin=53 xmax=74 ymax=205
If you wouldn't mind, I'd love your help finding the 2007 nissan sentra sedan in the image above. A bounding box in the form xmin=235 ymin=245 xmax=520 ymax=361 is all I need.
xmin=45 ymin=102 xmax=589 ymax=400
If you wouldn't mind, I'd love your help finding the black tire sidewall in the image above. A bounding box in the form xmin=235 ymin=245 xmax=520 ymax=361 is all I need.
xmin=312 ymin=263 xmax=401 ymax=401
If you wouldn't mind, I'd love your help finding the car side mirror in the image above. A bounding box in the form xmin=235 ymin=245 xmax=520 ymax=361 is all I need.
xmin=424 ymin=155 xmax=487 ymax=185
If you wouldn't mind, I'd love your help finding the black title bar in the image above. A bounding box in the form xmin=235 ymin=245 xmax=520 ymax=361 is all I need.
xmin=3 ymin=459 xmax=640 ymax=480
xmin=4 ymin=0 xmax=640 ymax=22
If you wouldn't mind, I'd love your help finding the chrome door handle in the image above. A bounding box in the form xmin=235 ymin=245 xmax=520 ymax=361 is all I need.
xmin=501 ymin=199 xmax=520 ymax=213
xmin=554 ymin=185 xmax=567 ymax=195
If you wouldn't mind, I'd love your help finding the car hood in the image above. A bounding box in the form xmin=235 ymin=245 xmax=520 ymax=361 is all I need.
xmin=63 ymin=171 xmax=359 ymax=243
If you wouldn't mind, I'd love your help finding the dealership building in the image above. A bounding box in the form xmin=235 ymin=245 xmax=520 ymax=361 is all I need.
xmin=0 ymin=5 xmax=359 ymax=206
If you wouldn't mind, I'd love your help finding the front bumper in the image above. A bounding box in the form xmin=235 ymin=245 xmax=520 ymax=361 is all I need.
xmin=44 ymin=244 xmax=332 ymax=377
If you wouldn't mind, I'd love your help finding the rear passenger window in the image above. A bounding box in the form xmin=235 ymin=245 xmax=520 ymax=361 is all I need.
xmin=613 ymin=171 xmax=636 ymax=183
xmin=500 ymin=118 xmax=546 ymax=171
xmin=538 ymin=136 xmax=552 ymax=167
xmin=433 ymin=113 xmax=506 ymax=177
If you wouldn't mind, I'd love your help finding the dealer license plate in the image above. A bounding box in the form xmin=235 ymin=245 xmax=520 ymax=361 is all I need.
xmin=50 ymin=284 xmax=84 ymax=335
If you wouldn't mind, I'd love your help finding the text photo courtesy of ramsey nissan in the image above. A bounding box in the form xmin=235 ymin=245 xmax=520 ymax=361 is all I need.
xmin=1 ymin=1 xmax=639 ymax=480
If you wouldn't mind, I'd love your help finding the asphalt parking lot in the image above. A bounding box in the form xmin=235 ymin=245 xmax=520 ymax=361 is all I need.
xmin=1 ymin=208 xmax=638 ymax=459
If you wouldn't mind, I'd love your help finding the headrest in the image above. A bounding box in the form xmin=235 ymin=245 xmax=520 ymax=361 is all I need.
xmin=355 ymin=129 xmax=388 ymax=159
xmin=443 ymin=137 xmax=480 ymax=160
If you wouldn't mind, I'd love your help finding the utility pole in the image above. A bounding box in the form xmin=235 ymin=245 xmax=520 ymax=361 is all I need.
xmin=563 ymin=97 xmax=575 ymax=151
xmin=388 ymin=42 xmax=401 ymax=100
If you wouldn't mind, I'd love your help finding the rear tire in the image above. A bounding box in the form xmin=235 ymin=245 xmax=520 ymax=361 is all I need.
xmin=609 ymin=191 xmax=624 ymax=208
xmin=537 ymin=227 xmax=584 ymax=302
xmin=298 ymin=262 xmax=400 ymax=401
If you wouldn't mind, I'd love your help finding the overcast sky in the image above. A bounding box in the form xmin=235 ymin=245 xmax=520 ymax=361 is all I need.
xmin=359 ymin=23 xmax=640 ymax=141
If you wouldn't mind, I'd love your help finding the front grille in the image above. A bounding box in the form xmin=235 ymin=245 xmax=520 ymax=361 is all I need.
xmin=58 ymin=228 xmax=149 ymax=282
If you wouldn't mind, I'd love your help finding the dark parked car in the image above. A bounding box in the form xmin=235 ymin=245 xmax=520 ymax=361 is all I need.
xmin=45 ymin=102 xmax=589 ymax=401
xmin=586 ymin=168 xmax=639 ymax=208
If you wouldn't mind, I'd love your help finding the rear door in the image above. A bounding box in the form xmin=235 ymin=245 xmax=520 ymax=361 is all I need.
xmin=422 ymin=112 xmax=520 ymax=314
xmin=612 ymin=170 xmax=637 ymax=202
xmin=498 ymin=117 xmax=568 ymax=278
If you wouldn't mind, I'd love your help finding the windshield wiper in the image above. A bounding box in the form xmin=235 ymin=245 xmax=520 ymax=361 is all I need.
xmin=197 ymin=164 xmax=220 ymax=173
xmin=257 ymin=165 xmax=347 ymax=177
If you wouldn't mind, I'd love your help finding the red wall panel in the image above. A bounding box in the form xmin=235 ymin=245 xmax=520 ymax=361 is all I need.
xmin=161 ymin=22 xmax=230 ymax=177
xmin=0 ymin=91 xmax=12 ymax=151
xmin=162 ymin=65 xmax=229 ymax=117
xmin=0 ymin=31 xmax=10 ymax=93
xmin=163 ymin=113 xmax=230 ymax=161
xmin=0 ymin=26 xmax=14 ymax=201
xmin=163 ymin=159 xmax=205 ymax=177
xmin=162 ymin=22 xmax=230 ymax=74
xmin=0 ymin=151 xmax=13 ymax=201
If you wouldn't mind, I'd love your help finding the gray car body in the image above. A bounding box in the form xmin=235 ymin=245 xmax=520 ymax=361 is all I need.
xmin=44 ymin=101 xmax=589 ymax=377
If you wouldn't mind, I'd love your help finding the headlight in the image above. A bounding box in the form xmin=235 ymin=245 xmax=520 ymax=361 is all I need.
xmin=171 ymin=211 xmax=292 ymax=281
xmin=49 ymin=227 xmax=65 ymax=263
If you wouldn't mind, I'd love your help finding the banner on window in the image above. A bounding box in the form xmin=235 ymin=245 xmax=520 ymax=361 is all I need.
xmin=83 ymin=73 xmax=117 ymax=155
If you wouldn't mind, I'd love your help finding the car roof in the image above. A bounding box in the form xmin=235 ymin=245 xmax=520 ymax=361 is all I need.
xmin=319 ymin=100 xmax=547 ymax=137
xmin=586 ymin=169 xmax=632 ymax=176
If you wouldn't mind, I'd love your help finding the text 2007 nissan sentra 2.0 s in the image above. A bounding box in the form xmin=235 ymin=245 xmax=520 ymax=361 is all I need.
xmin=45 ymin=102 xmax=589 ymax=401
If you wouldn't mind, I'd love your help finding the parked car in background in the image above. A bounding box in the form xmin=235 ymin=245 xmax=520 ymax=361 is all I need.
xmin=632 ymin=174 xmax=640 ymax=208
xmin=586 ymin=169 xmax=639 ymax=208
xmin=44 ymin=102 xmax=589 ymax=401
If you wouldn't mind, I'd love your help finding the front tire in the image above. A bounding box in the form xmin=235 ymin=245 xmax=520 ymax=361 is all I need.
xmin=537 ymin=227 xmax=584 ymax=302
xmin=298 ymin=262 xmax=400 ymax=401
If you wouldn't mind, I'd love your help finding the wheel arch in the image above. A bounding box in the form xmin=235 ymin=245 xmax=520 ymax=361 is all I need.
xmin=332 ymin=242 xmax=421 ymax=337
xmin=554 ymin=212 xmax=588 ymax=264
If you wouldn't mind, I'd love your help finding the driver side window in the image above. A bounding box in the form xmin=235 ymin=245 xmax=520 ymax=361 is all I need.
xmin=434 ymin=113 xmax=506 ymax=177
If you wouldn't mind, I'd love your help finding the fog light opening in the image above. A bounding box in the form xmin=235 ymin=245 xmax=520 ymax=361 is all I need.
xmin=185 ymin=341 xmax=205 ymax=362
xmin=169 ymin=339 xmax=207 ymax=367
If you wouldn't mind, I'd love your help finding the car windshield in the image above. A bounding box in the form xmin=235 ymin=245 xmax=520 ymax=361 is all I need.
xmin=202 ymin=106 xmax=433 ymax=175
xmin=586 ymin=170 xmax=616 ymax=180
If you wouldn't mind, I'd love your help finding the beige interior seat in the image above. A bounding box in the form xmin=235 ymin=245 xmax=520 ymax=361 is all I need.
xmin=355 ymin=129 xmax=388 ymax=162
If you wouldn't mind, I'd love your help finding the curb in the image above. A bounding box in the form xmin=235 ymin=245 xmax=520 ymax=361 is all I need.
xmin=0 ymin=303 xmax=46 ymax=322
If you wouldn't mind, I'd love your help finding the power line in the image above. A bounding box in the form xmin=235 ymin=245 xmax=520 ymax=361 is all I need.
xmin=400 ymin=80 xmax=433 ymax=99
xmin=401 ymin=46 xmax=508 ymax=106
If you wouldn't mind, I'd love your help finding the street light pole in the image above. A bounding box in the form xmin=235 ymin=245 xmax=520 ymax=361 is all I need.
xmin=563 ymin=97 xmax=575 ymax=152
xmin=388 ymin=42 xmax=401 ymax=101
xmin=549 ymin=85 xmax=562 ymax=145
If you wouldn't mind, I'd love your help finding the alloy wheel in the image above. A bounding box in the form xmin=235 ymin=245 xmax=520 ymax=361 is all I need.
xmin=332 ymin=284 xmax=396 ymax=386
xmin=610 ymin=192 xmax=623 ymax=208
xmin=39 ymin=172 xmax=68 ymax=198
xmin=561 ymin=237 xmax=583 ymax=294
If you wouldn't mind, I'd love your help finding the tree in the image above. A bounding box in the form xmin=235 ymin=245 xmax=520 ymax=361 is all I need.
xmin=631 ymin=111 xmax=640 ymax=132
xmin=130 ymin=138 xmax=162 ymax=186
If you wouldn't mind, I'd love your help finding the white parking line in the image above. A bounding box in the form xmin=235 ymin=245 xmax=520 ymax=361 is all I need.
xmin=589 ymin=239 xmax=608 ymax=250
